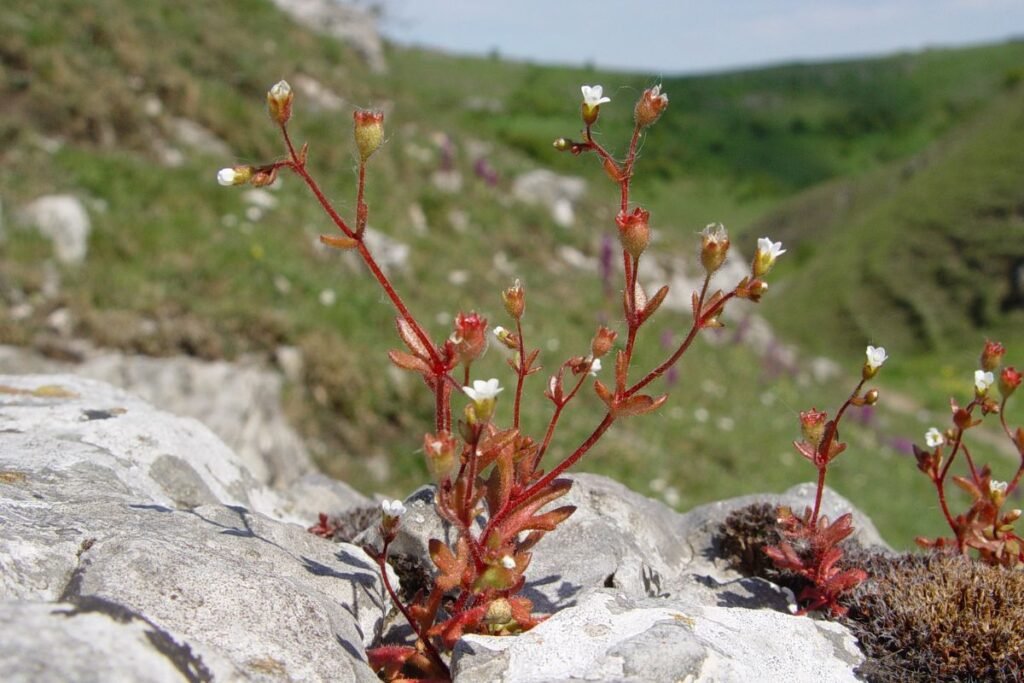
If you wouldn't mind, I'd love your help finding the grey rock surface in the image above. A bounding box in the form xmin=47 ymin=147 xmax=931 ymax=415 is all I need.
xmin=269 ymin=0 xmax=386 ymax=73
xmin=452 ymin=588 xmax=862 ymax=683
xmin=0 ymin=345 xmax=315 ymax=488
xmin=384 ymin=473 xmax=882 ymax=682
xmin=511 ymin=169 xmax=586 ymax=228
xmin=1 ymin=374 xmax=884 ymax=682
xmin=18 ymin=194 xmax=91 ymax=264
xmin=0 ymin=375 xmax=380 ymax=682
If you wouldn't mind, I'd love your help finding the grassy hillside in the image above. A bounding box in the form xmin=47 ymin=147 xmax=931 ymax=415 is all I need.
xmin=2 ymin=0 xmax=1022 ymax=546
xmin=760 ymin=84 xmax=1024 ymax=361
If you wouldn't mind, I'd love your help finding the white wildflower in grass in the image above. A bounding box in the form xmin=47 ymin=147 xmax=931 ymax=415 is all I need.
xmin=500 ymin=556 xmax=516 ymax=570
xmin=991 ymin=480 xmax=1008 ymax=495
xmin=581 ymin=85 xmax=610 ymax=108
xmin=975 ymin=369 xmax=995 ymax=393
xmin=492 ymin=326 xmax=507 ymax=339
xmin=865 ymin=346 xmax=888 ymax=372
xmin=464 ymin=378 xmax=503 ymax=402
xmin=381 ymin=499 xmax=406 ymax=518
xmin=924 ymin=427 xmax=945 ymax=449
xmin=589 ymin=357 xmax=602 ymax=377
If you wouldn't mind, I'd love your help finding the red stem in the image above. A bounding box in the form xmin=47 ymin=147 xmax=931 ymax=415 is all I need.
xmin=532 ymin=365 xmax=592 ymax=470
xmin=377 ymin=540 xmax=449 ymax=677
xmin=280 ymin=124 xmax=442 ymax=370
xmin=513 ymin=319 xmax=527 ymax=430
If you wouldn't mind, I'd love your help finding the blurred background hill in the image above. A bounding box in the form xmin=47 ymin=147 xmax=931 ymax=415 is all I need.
xmin=1 ymin=0 xmax=1022 ymax=546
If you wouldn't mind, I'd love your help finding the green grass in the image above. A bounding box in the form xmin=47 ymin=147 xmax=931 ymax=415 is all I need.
xmin=2 ymin=1 xmax=1022 ymax=549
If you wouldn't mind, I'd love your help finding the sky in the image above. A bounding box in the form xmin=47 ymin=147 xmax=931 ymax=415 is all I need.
xmin=379 ymin=0 xmax=1024 ymax=74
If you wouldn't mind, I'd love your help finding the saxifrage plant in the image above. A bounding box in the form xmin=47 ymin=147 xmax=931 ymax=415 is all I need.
xmin=219 ymin=79 xmax=785 ymax=681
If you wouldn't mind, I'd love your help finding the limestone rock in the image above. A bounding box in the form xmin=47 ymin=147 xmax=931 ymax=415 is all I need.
xmin=0 ymin=375 xmax=382 ymax=681
xmin=19 ymin=194 xmax=91 ymax=264
xmin=378 ymin=474 xmax=884 ymax=681
xmin=269 ymin=0 xmax=386 ymax=73
xmin=512 ymin=169 xmax=586 ymax=228
xmin=0 ymin=345 xmax=315 ymax=488
xmin=452 ymin=589 xmax=862 ymax=683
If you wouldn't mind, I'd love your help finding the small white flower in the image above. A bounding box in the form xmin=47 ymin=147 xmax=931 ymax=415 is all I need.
xmin=924 ymin=428 xmax=945 ymax=449
xmin=991 ymin=480 xmax=1008 ymax=495
xmin=217 ymin=168 xmax=238 ymax=186
xmin=492 ymin=326 xmax=507 ymax=339
xmin=464 ymin=378 xmax=503 ymax=402
xmin=865 ymin=346 xmax=888 ymax=371
xmin=381 ymin=499 xmax=406 ymax=518
xmin=269 ymin=79 xmax=292 ymax=100
xmin=581 ymin=85 xmax=611 ymax=108
xmin=589 ymin=357 xmax=602 ymax=377
xmin=975 ymin=369 xmax=995 ymax=393
xmin=500 ymin=555 xmax=516 ymax=570
xmin=757 ymin=237 xmax=786 ymax=261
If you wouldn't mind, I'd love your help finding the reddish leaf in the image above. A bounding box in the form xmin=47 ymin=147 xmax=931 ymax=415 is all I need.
xmin=389 ymin=349 xmax=432 ymax=374
xmin=518 ymin=505 xmax=576 ymax=533
xmin=319 ymin=233 xmax=359 ymax=250
xmin=396 ymin=317 xmax=430 ymax=360
xmin=593 ymin=379 xmax=614 ymax=408
xmin=613 ymin=393 xmax=668 ymax=418
xmin=366 ymin=645 xmax=417 ymax=680
xmin=485 ymin=449 xmax=514 ymax=516
xmin=639 ymin=284 xmax=670 ymax=324
xmin=764 ymin=542 xmax=806 ymax=573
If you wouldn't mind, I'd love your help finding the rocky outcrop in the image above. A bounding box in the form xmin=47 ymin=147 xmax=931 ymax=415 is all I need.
xmin=269 ymin=0 xmax=386 ymax=73
xmin=0 ymin=375 xmax=379 ymax=682
xmin=1 ymin=375 xmax=884 ymax=681
xmin=0 ymin=345 xmax=315 ymax=488
xmin=512 ymin=169 xmax=587 ymax=228
xmin=367 ymin=474 xmax=883 ymax=682
xmin=18 ymin=194 xmax=91 ymax=265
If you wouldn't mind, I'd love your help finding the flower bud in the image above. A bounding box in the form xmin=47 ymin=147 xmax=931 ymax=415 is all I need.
xmin=492 ymin=326 xmax=518 ymax=349
xmin=591 ymin=326 xmax=617 ymax=358
xmin=616 ymin=208 xmax=651 ymax=259
xmin=980 ymin=340 xmax=1005 ymax=372
xmin=502 ymin=279 xmax=525 ymax=319
xmin=353 ymin=109 xmax=385 ymax=162
xmin=423 ymin=431 xmax=458 ymax=482
xmin=217 ymin=166 xmax=253 ymax=187
xmin=634 ymin=85 xmax=668 ymax=128
xmin=451 ymin=312 xmax=488 ymax=368
xmin=864 ymin=388 xmax=879 ymax=405
xmin=267 ymin=80 xmax=294 ymax=125
xmin=990 ymin=480 xmax=1008 ymax=506
xmin=1000 ymin=366 xmax=1021 ymax=398
xmin=799 ymin=408 xmax=828 ymax=447
xmin=700 ymin=223 xmax=730 ymax=274
xmin=553 ymin=138 xmax=572 ymax=152
xmin=483 ymin=597 xmax=513 ymax=626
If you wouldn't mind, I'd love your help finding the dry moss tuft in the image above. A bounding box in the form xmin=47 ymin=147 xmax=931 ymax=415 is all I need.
xmin=846 ymin=552 xmax=1024 ymax=682
xmin=718 ymin=503 xmax=1024 ymax=681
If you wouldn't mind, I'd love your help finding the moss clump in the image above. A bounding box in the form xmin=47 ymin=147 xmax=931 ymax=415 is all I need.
xmin=717 ymin=502 xmax=784 ymax=578
xmin=718 ymin=503 xmax=1024 ymax=681
xmin=846 ymin=552 xmax=1024 ymax=681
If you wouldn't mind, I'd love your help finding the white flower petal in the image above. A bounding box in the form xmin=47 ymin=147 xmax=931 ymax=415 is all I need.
xmin=865 ymin=346 xmax=888 ymax=371
xmin=217 ymin=168 xmax=236 ymax=186
xmin=975 ymin=369 xmax=995 ymax=392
